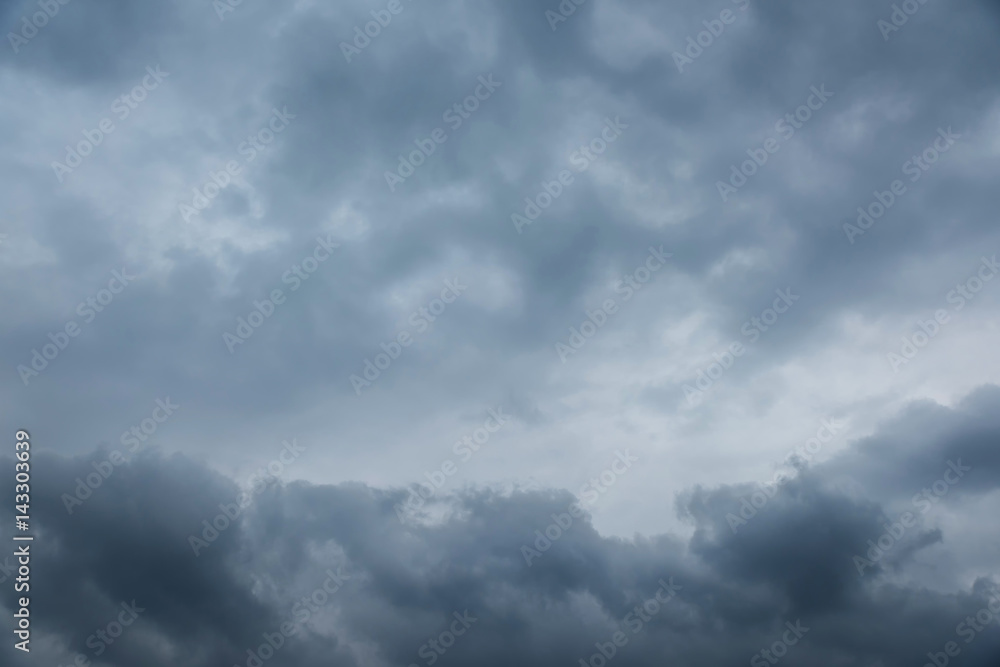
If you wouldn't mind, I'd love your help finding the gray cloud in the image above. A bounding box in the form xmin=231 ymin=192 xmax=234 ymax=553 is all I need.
xmin=1 ymin=0 xmax=999 ymax=663
xmin=2 ymin=386 xmax=999 ymax=666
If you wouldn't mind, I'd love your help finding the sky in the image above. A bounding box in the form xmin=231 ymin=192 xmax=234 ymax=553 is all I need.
xmin=1 ymin=0 xmax=999 ymax=665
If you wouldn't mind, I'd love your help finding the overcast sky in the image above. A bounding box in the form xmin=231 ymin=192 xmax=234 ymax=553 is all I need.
xmin=1 ymin=0 xmax=999 ymax=665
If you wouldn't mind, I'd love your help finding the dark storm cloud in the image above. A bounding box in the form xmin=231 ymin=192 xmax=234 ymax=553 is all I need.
xmin=1 ymin=1 xmax=999 ymax=664
xmin=818 ymin=384 xmax=1000 ymax=502
xmin=5 ymin=2 xmax=998 ymax=452
xmin=2 ymin=386 xmax=999 ymax=666
xmin=1 ymin=0 xmax=999 ymax=460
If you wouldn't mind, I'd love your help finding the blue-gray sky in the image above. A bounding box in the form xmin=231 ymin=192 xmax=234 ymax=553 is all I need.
xmin=1 ymin=0 xmax=999 ymax=665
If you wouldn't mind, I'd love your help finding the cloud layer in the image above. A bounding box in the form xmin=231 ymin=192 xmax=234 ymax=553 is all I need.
xmin=1 ymin=0 xmax=999 ymax=664
xmin=2 ymin=385 xmax=999 ymax=666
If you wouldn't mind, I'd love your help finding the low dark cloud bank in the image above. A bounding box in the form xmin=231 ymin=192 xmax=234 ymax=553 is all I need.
xmin=2 ymin=386 xmax=998 ymax=666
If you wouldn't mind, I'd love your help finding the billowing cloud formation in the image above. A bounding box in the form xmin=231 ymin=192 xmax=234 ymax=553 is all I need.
xmin=2 ymin=0 xmax=1000 ymax=664
xmin=1 ymin=0 xmax=999 ymax=519
xmin=2 ymin=386 xmax=999 ymax=666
